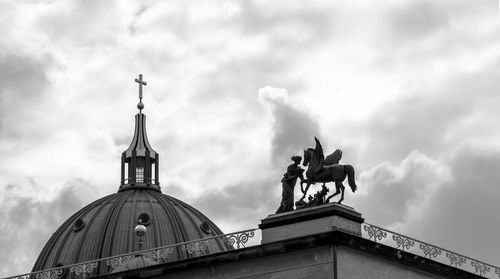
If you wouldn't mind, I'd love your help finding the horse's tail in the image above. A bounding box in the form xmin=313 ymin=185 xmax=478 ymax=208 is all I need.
xmin=344 ymin=165 xmax=357 ymax=192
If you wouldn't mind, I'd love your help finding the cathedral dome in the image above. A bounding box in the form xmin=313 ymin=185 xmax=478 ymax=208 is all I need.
xmin=32 ymin=189 xmax=229 ymax=271
xmin=32 ymin=75 xmax=231 ymax=273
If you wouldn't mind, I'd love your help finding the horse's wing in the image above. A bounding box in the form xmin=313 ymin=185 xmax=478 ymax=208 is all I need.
xmin=324 ymin=149 xmax=342 ymax=166
xmin=314 ymin=137 xmax=324 ymax=160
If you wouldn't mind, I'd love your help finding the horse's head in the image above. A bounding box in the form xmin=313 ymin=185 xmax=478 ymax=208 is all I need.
xmin=303 ymin=148 xmax=312 ymax=166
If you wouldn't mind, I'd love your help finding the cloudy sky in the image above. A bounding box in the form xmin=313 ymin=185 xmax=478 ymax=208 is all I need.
xmin=0 ymin=0 xmax=499 ymax=276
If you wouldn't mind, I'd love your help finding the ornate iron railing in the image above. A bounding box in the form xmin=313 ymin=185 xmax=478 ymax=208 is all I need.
xmin=363 ymin=223 xmax=499 ymax=278
xmin=3 ymin=228 xmax=257 ymax=279
xmin=6 ymin=222 xmax=498 ymax=279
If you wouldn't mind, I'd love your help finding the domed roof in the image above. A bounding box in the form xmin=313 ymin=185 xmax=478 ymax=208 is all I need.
xmin=33 ymin=76 xmax=231 ymax=274
xmin=32 ymin=189 xmax=231 ymax=271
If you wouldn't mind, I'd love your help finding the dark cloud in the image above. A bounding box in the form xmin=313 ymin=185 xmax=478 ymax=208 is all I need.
xmin=259 ymin=87 xmax=322 ymax=165
xmin=354 ymin=58 xmax=500 ymax=234
xmin=352 ymin=142 xmax=500 ymax=265
xmin=164 ymin=182 xmax=187 ymax=198
xmin=111 ymin=134 xmax=131 ymax=149
xmin=0 ymin=179 xmax=97 ymax=277
xmin=0 ymin=52 xmax=49 ymax=99
xmin=270 ymin=102 xmax=321 ymax=164
xmin=396 ymin=145 xmax=500 ymax=265
xmin=363 ymin=94 xmax=468 ymax=165
xmin=388 ymin=0 xmax=498 ymax=42
xmin=373 ymin=0 xmax=497 ymax=69
xmin=361 ymin=58 xmax=500 ymax=167
xmin=390 ymin=1 xmax=450 ymax=40
xmin=192 ymin=177 xmax=279 ymax=230
xmin=0 ymin=50 xmax=52 ymax=140
xmin=237 ymin=1 xmax=333 ymax=45
xmin=35 ymin=0 xmax=118 ymax=46
xmin=128 ymin=4 xmax=152 ymax=35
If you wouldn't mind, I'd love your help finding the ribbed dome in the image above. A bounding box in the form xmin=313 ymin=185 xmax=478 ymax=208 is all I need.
xmin=32 ymin=77 xmax=230 ymax=274
xmin=32 ymin=189 xmax=231 ymax=272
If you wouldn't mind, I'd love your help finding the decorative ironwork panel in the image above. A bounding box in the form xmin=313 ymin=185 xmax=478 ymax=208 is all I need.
xmin=392 ymin=234 xmax=414 ymax=251
xmin=34 ymin=269 xmax=64 ymax=279
xmin=105 ymin=255 xmax=134 ymax=269
xmin=143 ymin=248 xmax=173 ymax=262
xmin=471 ymin=260 xmax=490 ymax=276
xmin=69 ymin=262 xmax=98 ymax=276
xmin=363 ymin=224 xmax=387 ymax=242
xmin=221 ymin=230 xmax=255 ymax=249
xmin=446 ymin=252 xmax=467 ymax=267
xmin=182 ymin=240 xmax=211 ymax=255
xmin=419 ymin=243 xmax=441 ymax=259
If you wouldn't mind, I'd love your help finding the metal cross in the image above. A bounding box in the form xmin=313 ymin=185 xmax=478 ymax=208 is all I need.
xmin=135 ymin=74 xmax=147 ymax=101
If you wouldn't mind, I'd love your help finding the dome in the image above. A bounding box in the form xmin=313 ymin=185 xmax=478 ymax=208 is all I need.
xmin=32 ymin=78 xmax=232 ymax=274
xmin=32 ymin=189 xmax=231 ymax=272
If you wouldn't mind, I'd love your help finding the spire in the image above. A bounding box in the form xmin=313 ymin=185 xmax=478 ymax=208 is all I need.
xmin=119 ymin=74 xmax=160 ymax=192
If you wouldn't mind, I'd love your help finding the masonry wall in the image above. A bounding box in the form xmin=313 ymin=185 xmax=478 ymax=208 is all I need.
xmin=105 ymin=234 xmax=477 ymax=279
xmin=147 ymin=245 xmax=448 ymax=279
xmin=146 ymin=245 xmax=334 ymax=279
xmin=336 ymin=245 xmax=442 ymax=279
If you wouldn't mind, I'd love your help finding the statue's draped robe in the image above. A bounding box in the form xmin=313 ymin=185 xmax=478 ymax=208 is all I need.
xmin=276 ymin=163 xmax=304 ymax=213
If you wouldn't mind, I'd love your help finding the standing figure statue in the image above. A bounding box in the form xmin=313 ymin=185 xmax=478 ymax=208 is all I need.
xmin=276 ymin=156 xmax=305 ymax=213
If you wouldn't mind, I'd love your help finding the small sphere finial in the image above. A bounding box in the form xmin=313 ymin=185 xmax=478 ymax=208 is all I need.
xmin=137 ymin=102 xmax=144 ymax=111
xmin=135 ymin=224 xmax=147 ymax=237
xmin=135 ymin=224 xmax=147 ymax=250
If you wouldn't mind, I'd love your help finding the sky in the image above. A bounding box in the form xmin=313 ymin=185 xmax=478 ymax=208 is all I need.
xmin=0 ymin=0 xmax=499 ymax=276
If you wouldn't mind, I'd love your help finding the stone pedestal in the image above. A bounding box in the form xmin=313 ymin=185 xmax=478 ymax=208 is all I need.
xmin=259 ymin=203 xmax=364 ymax=244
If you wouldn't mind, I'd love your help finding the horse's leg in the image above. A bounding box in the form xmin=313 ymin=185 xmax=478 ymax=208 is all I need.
xmin=326 ymin=181 xmax=342 ymax=203
xmin=300 ymin=182 xmax=312 ymax=201
xmin=338 ymin=182 xmax=345 ymax=204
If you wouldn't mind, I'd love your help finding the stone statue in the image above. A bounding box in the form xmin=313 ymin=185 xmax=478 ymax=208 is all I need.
xmin=298 ymin=137 xmax=357 ymax=204
xmin=276 ymin=156 xmax=305 ymax=214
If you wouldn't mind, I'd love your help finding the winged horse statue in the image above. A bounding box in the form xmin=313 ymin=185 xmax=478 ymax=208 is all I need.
xmin=299 ymin=137 xmax=357 ymax=204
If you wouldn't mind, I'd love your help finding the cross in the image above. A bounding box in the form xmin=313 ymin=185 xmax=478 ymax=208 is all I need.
xmin=135 ymin=74 xmax=147 ymax=102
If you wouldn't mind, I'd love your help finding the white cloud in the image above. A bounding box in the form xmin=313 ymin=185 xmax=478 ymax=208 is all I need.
xmin=257 ymin=86 xmax=289 ymax=107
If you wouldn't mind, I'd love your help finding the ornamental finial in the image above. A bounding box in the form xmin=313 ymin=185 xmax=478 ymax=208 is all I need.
xmin=135 ymin=74 xmax=147 ymax=112
xmin=135 ymin=224 xmax=147 ymax=250
xmin=119 ymin=74 xmax=160 ymax=192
